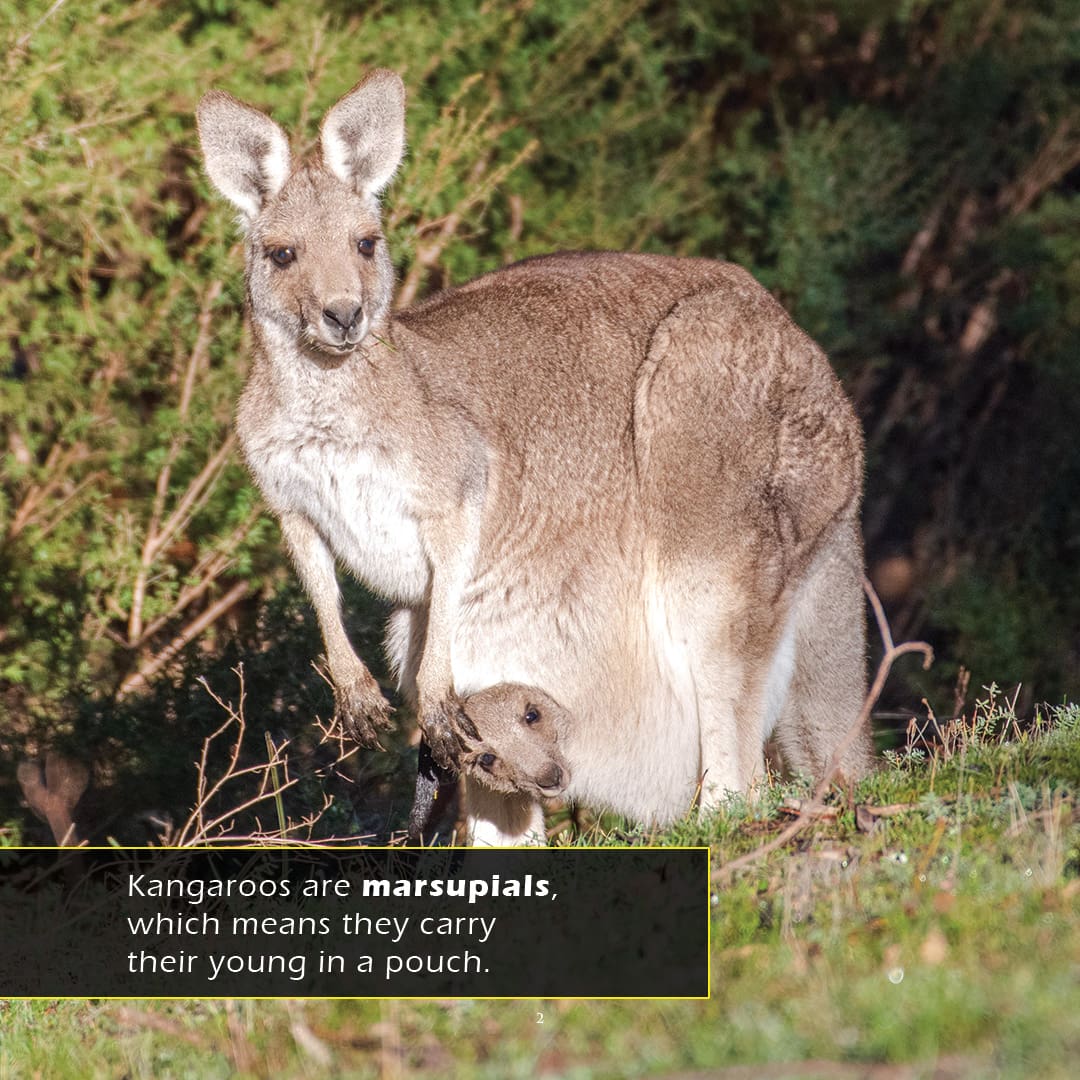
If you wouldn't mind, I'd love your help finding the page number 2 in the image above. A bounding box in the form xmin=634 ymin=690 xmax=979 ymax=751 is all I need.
xmin=536 ymin=1012 xmax=544 ymax=1024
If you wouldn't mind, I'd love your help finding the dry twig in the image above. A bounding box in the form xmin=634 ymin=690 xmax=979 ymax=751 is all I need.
xmin=171 ymin=666 xmax=364 ymax=847
xmin=128 ymin=279 xmax=225 ymax=644
xmin=117 ymin=581 xmax=250 ymax=700
xmin=175 ymin=666 xmax=300 ymax=846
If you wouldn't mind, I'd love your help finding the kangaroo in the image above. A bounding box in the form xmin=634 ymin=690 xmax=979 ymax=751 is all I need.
xmin=196 ymin=69 xmax=872 ymax=845
xmin=17 ymin=752 xmax=90 ymax=847
xmin=407 ymin=684 xmax=570 ymax=843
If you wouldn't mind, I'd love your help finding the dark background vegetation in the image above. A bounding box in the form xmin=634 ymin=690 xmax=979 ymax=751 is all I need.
xmin=1 ymin=0 xmax=1077 ymax=843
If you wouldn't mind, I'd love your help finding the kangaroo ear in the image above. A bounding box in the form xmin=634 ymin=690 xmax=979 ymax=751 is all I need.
xmin=197 ymin=90 xmax=291 ymax=224
xmin=320 ymin=69 xmax=405 ymax=198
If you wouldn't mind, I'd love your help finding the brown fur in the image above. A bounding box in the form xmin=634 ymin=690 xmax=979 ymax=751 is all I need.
xmin=408 ymin=684 xmax=570 ymax=843
xmin=458 ymin=685 xmax=570 ymax=798
xmin=197 ymin=71 xmax=872 ymax=845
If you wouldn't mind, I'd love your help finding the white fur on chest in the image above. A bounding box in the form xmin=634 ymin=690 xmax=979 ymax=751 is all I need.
xmin=245 ymin=417 xmax=430 ymax=604
xmin=449 ymin=573 xmax=703 ymax=824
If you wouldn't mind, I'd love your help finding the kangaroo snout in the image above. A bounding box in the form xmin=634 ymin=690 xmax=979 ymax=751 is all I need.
xmin=535 ymin=762 xmax=565 ymax=794
xmin=322 ymin=298 xmax=363 ymax=340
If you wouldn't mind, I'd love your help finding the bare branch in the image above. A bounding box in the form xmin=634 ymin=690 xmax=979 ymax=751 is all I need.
xmin=6 ymin=0 xmax=68 ymax=74
xmin=173 ymin=666 xmax=363 ymax=847
xmin=128 ymin=279 xmax=224 ymax=643
xmin=395 ymin=155 xmax=493 ymax=309
xmin=899 ymin=193 xmax=947 ymax=278
xmin=117 ymin=581 xmax=250 ymax=700
xmin=7 ymin=442 xmax=91 ymax=541
xmin=134 ymin=507 xmax=261 ymax=647
xmin=149 ymin=433 xmax=238 ymax=564
xmin=997 ymin=114 xmax=1080 ymax=217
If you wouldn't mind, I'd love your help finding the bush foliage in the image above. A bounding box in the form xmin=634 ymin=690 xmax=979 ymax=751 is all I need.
xmin=1 ymin=0 xmax=1077 ymax=837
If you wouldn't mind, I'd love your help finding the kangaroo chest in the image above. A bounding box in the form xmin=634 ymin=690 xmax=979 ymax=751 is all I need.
xmin=243 ymin=412 xmax=431 ymax=605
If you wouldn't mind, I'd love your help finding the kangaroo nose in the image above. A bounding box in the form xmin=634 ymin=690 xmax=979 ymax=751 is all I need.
xmin=322 ymin=300 xmax=362 ymax=334
xmin=537 ymin=763 xmax=565 ymax=793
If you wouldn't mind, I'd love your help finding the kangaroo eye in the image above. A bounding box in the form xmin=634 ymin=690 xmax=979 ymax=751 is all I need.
xmin=478 ymin=753 xmax=496 ymax=770
xmin=357 ymin=237 xmax=376 ymax=257
xmin=268 ymin=246 xmax=295 ymax=267
xmin=524 ymin=708 xmax=540 ymax=725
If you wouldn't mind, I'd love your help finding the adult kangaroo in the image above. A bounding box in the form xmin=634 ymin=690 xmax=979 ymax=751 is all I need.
xmin=197 ymin=69 xmax=871 ymax=844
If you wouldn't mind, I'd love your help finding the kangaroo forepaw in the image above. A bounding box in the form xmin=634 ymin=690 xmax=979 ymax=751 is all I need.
xmin=334 ymin=676 xmax=394 ymax=748
xmin=419 ymin=697 xmax=478 ymax=770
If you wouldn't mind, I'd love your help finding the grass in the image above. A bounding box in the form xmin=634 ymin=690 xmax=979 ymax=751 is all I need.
xmin=1 ymin=697 xmax=1078 ymax=1078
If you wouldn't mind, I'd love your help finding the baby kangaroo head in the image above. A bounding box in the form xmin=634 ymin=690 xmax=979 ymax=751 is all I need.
xmin=460 ymin=685 xmax=571 ymax=800
xmin=196 ymin=69 xmax=405 ymax=359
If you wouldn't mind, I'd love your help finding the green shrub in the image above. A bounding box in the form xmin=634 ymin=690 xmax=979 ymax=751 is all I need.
xmin=1 ymin=0 xmax=1077 ymax=836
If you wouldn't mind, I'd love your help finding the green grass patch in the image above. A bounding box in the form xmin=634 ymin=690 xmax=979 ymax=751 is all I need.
xmin=3 ymin=698 xmax=1078 ymax=1077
